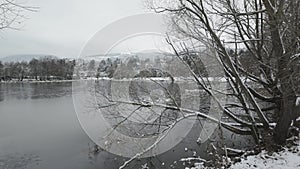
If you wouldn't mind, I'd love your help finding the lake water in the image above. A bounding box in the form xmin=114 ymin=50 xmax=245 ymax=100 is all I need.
xmin=0 ymin=82 xmax=254 ymax=169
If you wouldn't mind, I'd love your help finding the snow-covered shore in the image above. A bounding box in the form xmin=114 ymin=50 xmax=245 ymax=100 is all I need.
xmin=229 ymin=145 xmax=300 ymax=169
xmin=0 ymin=79 xmax=78 ymax=84
xmin=186 ymin=141 xmax=299 ymax=169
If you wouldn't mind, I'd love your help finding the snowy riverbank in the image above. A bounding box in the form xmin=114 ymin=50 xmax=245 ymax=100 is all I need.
xmin=0 ymin=79 xmax=78 ymax=84
xmin=229 ymin=146 xmax=300 ymax=169
xmin=186 ymin=140 xmax=300 ymax=169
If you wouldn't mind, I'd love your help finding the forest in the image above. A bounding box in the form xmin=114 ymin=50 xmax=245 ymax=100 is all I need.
xmin=0 ymin=57 xmax=75 ymax=81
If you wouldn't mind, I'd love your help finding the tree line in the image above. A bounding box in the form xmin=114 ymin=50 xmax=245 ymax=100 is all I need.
xmin=82 ymin=55 xmax=210 ymax=79
xmin=0 ymin=57 xmax=75 ymax=81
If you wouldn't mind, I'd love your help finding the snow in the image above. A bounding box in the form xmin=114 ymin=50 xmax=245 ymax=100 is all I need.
xmin=185 ymin=144 xmax=300 ymax=169
xmin=229 ymin=146 xmax=300 ymax=169
xmin=296 ymin=97 xmax=300 ymax=107
xmin=180 ymin=157 xmax=206 ymax=163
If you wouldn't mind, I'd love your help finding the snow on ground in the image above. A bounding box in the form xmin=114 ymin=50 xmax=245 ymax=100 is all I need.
xmin=186 ymin=143 xmax=300 ymax=169
xmin=229 ymin=146 xmax=300 ymax=169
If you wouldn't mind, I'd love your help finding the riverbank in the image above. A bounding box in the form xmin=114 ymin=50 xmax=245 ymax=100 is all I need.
xmin=0 ymin=79 xmax=78 ymax=84
xmin=229 ymin=144 xmax=300 ymax=169
xmin=186 ymin=138 xmax=300 ymax=169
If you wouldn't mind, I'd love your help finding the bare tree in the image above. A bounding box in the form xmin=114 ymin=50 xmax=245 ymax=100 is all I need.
xmin=0 ymin=0 xmax=37 ymax=30
xmin=72 ymin=1 xmax=299 ymax=168
xmin=148 ymin=0 xmax=300 ymax=145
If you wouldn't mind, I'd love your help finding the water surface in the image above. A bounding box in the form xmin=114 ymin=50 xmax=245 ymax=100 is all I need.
xmin=0 ymin=82 xmax=254 ymax=169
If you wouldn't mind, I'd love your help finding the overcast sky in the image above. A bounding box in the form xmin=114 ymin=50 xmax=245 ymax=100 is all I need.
xmin=0 ymin=0 xmax=150 ymax=58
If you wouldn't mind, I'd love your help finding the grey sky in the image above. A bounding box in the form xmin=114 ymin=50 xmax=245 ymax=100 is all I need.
xmin=0 ymin=0 xmax=148 ymax=58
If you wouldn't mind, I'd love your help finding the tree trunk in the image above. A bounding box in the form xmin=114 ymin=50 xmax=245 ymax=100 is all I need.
xmin=261 ymin=0 xmax=297 ymax=145
xmin=274 ymin=96 xmax=296 ymax=144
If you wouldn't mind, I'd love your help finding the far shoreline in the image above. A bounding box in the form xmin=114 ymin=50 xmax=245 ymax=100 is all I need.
xmin=0 ymin=76 xmax=237 ymax=84
xmin=0 ymin=79 xmax=78 ymax=84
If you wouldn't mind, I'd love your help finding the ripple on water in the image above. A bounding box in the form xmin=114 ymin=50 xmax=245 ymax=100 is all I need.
xmin=0 ymin=153 xmax=41 ymax=169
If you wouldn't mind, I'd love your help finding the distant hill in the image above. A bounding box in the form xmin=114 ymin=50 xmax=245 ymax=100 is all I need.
xmin=84 ymin=51 xmax=172 ymax=61
xmin=0 ymin=54 xmax=60 ymax=63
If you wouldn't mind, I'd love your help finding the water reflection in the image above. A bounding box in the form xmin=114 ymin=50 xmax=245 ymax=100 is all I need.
xmin=0 ymin=82 xmax=73 ymax=102
xmin=0 ymin=84 xmax=4 ymax=102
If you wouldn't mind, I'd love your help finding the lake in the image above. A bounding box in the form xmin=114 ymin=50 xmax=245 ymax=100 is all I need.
xmin=0 ymin=82 xmax=254 ymax=169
